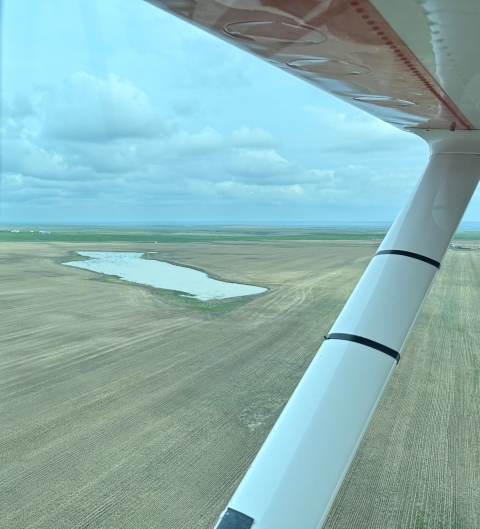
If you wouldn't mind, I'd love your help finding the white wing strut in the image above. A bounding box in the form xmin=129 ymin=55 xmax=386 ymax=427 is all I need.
xmin=214 ymin=135 xmax=480 ymax=529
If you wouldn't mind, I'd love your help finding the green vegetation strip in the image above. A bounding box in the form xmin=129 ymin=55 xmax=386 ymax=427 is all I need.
xmin=3 ymin=226 xmax=479 ymax=243
xmin=0 ymin=230 xmax=386 ymax=243
xmin=452 ymin=231 xmax=480 ymax=240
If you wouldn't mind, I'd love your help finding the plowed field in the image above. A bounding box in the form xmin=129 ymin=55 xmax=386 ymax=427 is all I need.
xmin=324 ymin=249 xmax=480 ymax=529
xmin=1 ymin=242 xmax=479 ymax=528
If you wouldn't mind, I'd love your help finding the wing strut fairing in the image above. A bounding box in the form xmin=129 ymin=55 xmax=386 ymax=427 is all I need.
xmin=145 ymin=1 xmax=480 ymax=527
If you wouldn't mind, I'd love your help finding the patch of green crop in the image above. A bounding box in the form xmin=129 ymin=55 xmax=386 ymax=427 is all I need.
xmin=62 ymin=251 xmax=92 ymax=262
xmin=453 ymin=231 xmax=480 ymax=240
xmin=0 ymin=227 xmax=388 ymax=243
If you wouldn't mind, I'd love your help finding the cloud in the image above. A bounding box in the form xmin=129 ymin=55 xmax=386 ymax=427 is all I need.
xmin=232 ymin=127 xmax=277 ymax=148
xmin=1 ymin=103 xmax=418 ymax=212
xmin=168 ymin=126 xmax=223 ymax=156
xmin=2 ymin=131 xmax=71 ymax=181
xmin=172 ymin=99 xmax=199 ymax=116
xmin=227 ymin=149 xmax=293 ymax=180
xmin=2 ymin=0 xmax=437 ymax=222
xmin=42 ymin=72 xmax=176 ymax=142
xmin=0 ymin=66 xmax=427 ymax=220
xmin=303 ymin=106 xmax=423 ymax=153
xmin=3 ymin=94 xmax=35 ymax=119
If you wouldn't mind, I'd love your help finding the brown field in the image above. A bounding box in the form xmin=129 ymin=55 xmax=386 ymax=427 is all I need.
xmin=1 ymin=241 xmax=479 ymax=528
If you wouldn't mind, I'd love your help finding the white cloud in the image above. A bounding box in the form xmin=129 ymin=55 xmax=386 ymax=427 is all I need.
xmin=1 ymin=0 xmax=440 ymax=222
xmin=303 ymin=106 xmax=423 ymax=153
xmin=168 ymin=126 xmax=223 ymax=156
xmin=2 ymin=132 xmax=70 ymax=181
xmin=3 ymin=94 xmax=34 ymax=119
xmin=43 ymin=72 xmax=176 ymax=142
xmin=2 ymin=104 xmax=419 ymax=212
xmin=227 ymin=149 xmax=293 ymax=180
xmin=232 ymin=127 xmax=277 ymax=148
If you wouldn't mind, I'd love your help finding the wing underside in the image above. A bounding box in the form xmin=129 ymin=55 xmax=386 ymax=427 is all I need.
xmin=147 ymin=0 xmax=480 ymax=132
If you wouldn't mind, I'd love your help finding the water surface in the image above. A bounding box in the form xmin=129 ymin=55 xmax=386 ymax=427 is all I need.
xmin=63 ymin=252 xmax=267 ymax=301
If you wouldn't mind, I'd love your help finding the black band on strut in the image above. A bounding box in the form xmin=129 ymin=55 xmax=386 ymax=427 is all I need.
xmin=374 ymin=249 xmax=441 ymax=269
xmin=324 ymin=333 xmax=400 ymax=363
xmin=217 ymin=508 xmax=254 ymax=529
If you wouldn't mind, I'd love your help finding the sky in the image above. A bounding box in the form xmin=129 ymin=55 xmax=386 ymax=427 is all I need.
xmin=1 ymin=0 xmax=479 ymax=224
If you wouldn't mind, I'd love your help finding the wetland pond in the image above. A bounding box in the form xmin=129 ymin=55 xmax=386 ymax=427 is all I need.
xmin=63 ymin=251 xmax=267 ymax=301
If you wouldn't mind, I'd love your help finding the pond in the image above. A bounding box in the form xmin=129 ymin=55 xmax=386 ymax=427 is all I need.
xmin=63 ymin=252 xmax=267 ymax=301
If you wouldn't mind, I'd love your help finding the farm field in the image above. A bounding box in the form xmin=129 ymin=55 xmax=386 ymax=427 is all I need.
xmin=324 ymin=247 xmax=480 ymax=529
xmin=1 ymin=239 xmax=480 ymax=528
xmin=0 ymin=224 xmax=388 ymax=243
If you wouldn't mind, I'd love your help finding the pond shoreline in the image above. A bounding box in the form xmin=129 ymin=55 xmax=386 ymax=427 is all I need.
xmin=62 ymin=251 xmax=268 ymax=304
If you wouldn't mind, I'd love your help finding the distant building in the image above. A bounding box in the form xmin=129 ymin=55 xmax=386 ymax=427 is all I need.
xmin=39 ymin=230 xmax=51 ymax=234
xmin=11 ymin=230 xmax=20 ymax=233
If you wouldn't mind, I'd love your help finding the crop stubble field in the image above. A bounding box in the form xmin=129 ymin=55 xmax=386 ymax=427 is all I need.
xmin=1 ymin=239 xmax=480 ymax=528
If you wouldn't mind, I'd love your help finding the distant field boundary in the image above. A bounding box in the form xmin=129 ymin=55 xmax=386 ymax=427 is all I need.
xmin=2 ymin=227 xmax=479 ymax=243
xmin=0 ymin=230 xmax=386 ymax=243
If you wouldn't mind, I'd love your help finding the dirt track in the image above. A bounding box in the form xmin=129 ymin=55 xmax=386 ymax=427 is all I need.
xmin=1 ymin=242 xmax=479 ymax=528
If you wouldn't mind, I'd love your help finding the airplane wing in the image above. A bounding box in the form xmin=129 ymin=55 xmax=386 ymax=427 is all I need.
xmin=146 ymin=0 xmax=480 ymax=133
xmin=145 ymin=1 xmax=480 ymax=528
